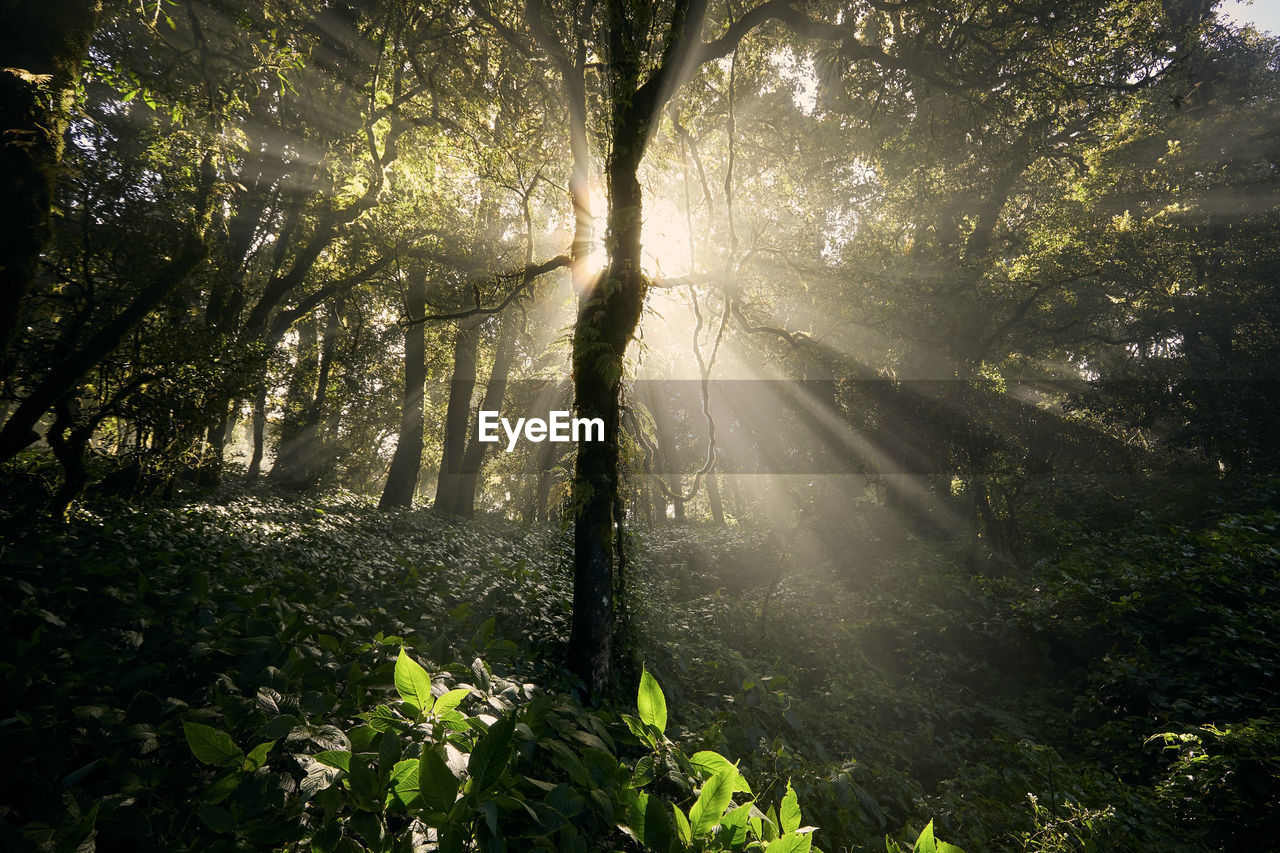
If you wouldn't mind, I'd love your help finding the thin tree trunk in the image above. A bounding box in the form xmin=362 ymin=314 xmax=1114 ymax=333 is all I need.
xmin=224 ymin=400 xmax=241 ymax=444
xmin=434 ymin=319 xmax=479 ymax=512
xmin=534 ymin=433 xmax=559 ymax=524
xmin=447 ymin=315 xmax=518 ymax=516
xmin=561 ymin=0 xmax=716 ymax=699
xmin=247 ymin=384 xmax=267 ymax=480
xmin=196 ymin=398 xmax=232 ymax=487
xmin=706 ymin=468 xmax=725 ymax=525
xmin=649 ymin=385 xmax=682 ymax=521
xmin=380 ymin=274 xmax=428 ymax=508
xmin=271 ymin=307 xmax=340 ymax=489
xmin=47 ymin=397 xmax=88 ymax=519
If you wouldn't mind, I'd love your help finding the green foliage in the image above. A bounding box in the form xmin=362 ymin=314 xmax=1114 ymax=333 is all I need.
xmin=0 ymin=494 xmax=570 ymax=850
xmin=175 ymin=644 xmax=824 ymax=853
xmin=1148 ymin=720 xmax=1280 ymax=846
xmin=885 ymin=821 xmax=963 ymax=853
xmin=4 ymin=483 xmax=1280 ymax=851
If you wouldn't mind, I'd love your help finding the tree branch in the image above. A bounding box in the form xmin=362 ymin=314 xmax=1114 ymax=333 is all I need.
xmin=400 ymin=254 xmax=572 ymax=325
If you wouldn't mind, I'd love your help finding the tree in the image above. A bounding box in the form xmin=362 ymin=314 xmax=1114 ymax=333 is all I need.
xmin=0 ymin=0 xmax=102 ymax=374
xmin=506 ymin=0 xmax=1186 ymax=698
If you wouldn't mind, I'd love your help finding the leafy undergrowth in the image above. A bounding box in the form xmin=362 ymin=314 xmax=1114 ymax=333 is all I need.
xmin=629 ymin=503 xmax=1280 ymax=852
xmin=1 ymin=488 xmax=1277 ymax=851
xmin=0 ymin=494 xmax=575 ymax=851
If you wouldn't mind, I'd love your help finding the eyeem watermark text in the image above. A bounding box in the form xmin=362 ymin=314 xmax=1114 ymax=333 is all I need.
xmin=478 ymin=410 xmax=604 ymax=452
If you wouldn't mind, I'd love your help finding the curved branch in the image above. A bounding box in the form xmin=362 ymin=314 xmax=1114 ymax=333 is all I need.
xmin=400 ymin=254 xmax=572 ymax=326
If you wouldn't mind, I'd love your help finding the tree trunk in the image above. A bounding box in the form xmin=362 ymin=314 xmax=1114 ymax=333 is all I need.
xmin=706 ymin=468 xmax=725 ymax=525
xmin=271 ymin=305 xmax=340 ymax=489
xmin=567 ymin=123 xmax=647 ymax=698
xmin=559 ymin=0 xmax=714 ymax=698
xmin=536 ymin=430 xmax=560 ymax=524
xmin=380 ymin=274 xmax=428 ymax=508
xmin=196 ymin=399 xmax=232 ymax=487
xmin=222 ymin=399 xmax=242 ymax=457
xmin=449 ymin=314 xmax=518 ymax=517
xmin=0 ymin=0 xmax=101 ymax=374
xmin=648 ymin=385 xmax=682 ymax=522
xmin=247 ymin=384 xmax=267 ymax=480
xmin=47 ymin=397 xmax=89 ymax=519
xmin=434 ymin=319 xmax=479 ymax=512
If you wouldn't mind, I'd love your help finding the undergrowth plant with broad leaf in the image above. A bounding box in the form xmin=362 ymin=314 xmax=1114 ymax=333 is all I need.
xmin=183 ymin=648 xmax=929 ymax=853
xmin=622 ymin=666 xmax=829 ymax=853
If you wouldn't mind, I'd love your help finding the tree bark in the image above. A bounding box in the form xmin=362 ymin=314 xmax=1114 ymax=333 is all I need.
xmin=270 ymin=305 xmax=341 ymax=489
xmin=564 ymin=0 xmax=718 ymax=698
xmin=196 ymin=399 xmax=232 ymax=487
xmin=434 ymin=319 xmax=479 ymax=512
xmin=648 ymin=387 xmax=683 ymax=521
xmin=47 ymin=397 xmax=89 ymax=519
xmin=380 ymin=274 xmax=428 ymax=508
xmin=706 ymin=468 xmax=725 ymax=525
xmin=447 ymin=314 xmax=518 ymax=517
xmin=247 ymin=384 xmax=267 ymax=480
xmin=0 ymin=0 xmax=102 ymax=373
xmin=567 ymin=119 xmax=648 ymax=697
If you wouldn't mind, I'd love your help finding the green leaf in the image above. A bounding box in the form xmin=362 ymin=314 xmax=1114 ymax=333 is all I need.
xmin=637 ymin=668 xmax=667 ymax=735
xmin=439 ymin=828 xmax=465 ymax=853
xmin=631 ymin=754 xmax=655 ymax=787
xmin=394 ymin=647 xmax=435 ymax=717
xmin=363 ymin=704 xmax=408 ymax=733
xmin=621 ymin=714 xmax=657 ymax=749
xmin=763 ymin=805 xmax=780 ymax=842
xmin=909 ymin=820 xmax=962 ymax=853
xmin=912 ymin=820 xmax=936 ymax=853
xmin=766 ymin=835 xmax=808 ymax=853
xmin=689 ymin=768 xmax=735 ymax=837
xmin=635 ymin=791 xmax=675 ymax=852
xmin=314 ymin=750 xmax=351 ymax=773
xmin=432 ymin=687 xmax=470 ymax=718
xmin=245 ymin=740 xmax=275 ymax=771
xmin=480 ymin=798 xmax=499 ymax=835
xmin=389 ymin=759 xmax=421 ymax=809
xmin=722 ymin=801 xmax=753 ymax=847
xmin=183 ymin=721 xmax=244 ymax=767
xmin=467 ymin=714 xmax=515 ymax=794
xmin=349 ymin=755 xmax=381 ymax=801
xmin=672 ymin=804 xmax=692 ymax=845
xmin=780 ymin=782 xmax=801 ymax=834
xmin=300 ymin=761 xmax=341 ymax=800
xmin=420 ymin=747 xmax=460 ymax=812
xmin=691 ymin=750 xmax=752 ymax=794
xmin=629 ymin=791 xmax=651 ymax=844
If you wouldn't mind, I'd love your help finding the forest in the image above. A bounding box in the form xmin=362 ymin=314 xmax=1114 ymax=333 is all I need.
xmin=1 ymin=0 xmax=1278 ymax=850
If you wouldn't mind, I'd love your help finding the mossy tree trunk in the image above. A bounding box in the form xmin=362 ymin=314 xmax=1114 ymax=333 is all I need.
xmin=0 ymin=0 xmax=101 ymax=374
xmin=566 ymin=0 xmax=717 ymax=699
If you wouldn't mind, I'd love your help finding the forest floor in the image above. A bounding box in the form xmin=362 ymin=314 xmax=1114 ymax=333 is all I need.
xmin=1 ymin=484 xmax=1277 ymax=852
